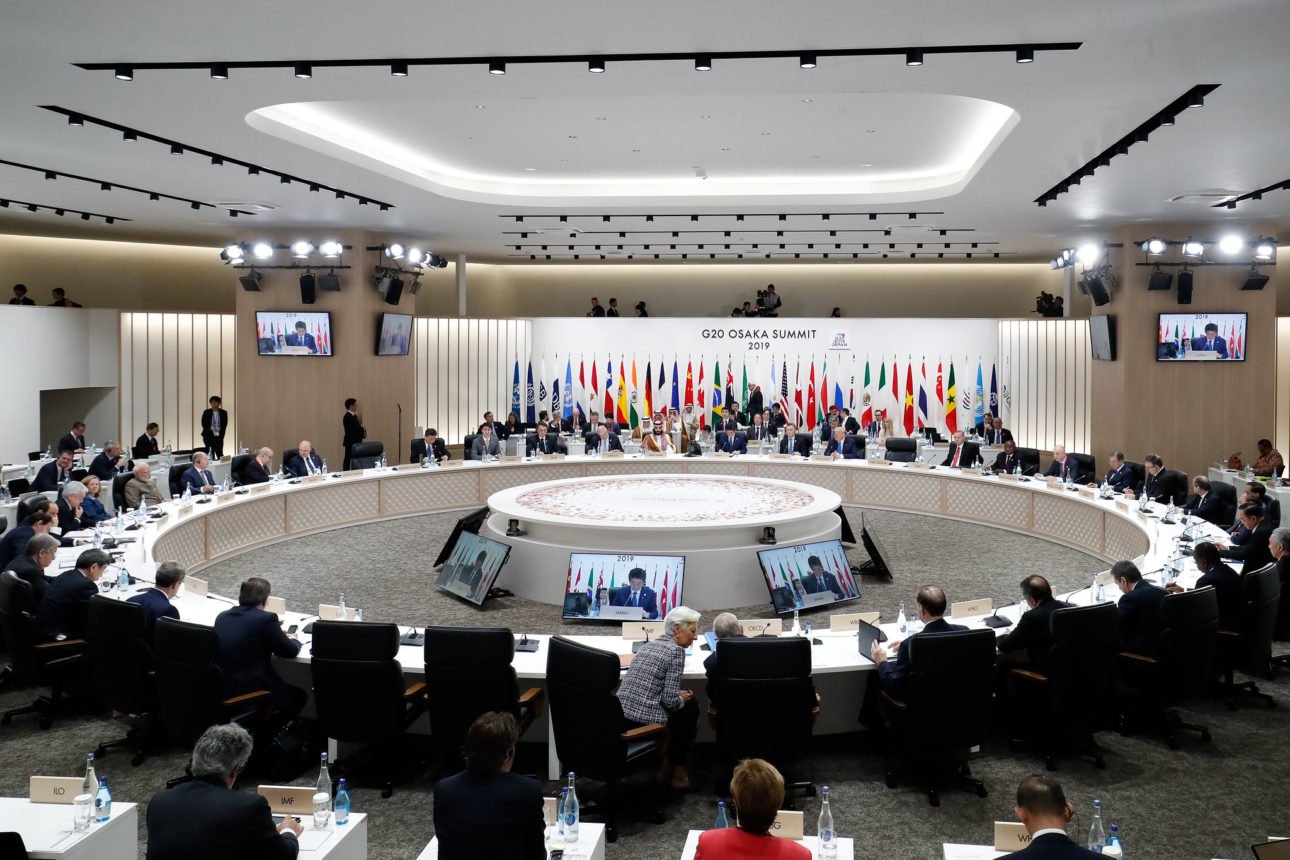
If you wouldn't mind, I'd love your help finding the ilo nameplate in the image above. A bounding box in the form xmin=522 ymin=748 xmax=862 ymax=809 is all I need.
xmin=184 ymin=577 xmax=209 ymax=598
xmin=767 ymin=452 xmax=796 ymax=461
xmin=621 ymin=621 xmax=665 ymax=641
xmin=30 ymin=776 xmax=82 ymax=804
xmin=741 ymin=617 xmax=783 ymax=637
xmin=257 ymin=785 xmax=317 ymax=815
xmin=829 ymin=611 xmax=880 ymax=632
xmin=601 ymin=450 xmax=625 ymax=459
xmin=994 ymin=821 xmax=1031 ymax=851
xmin=317 ymin=603 xmax=356 ymax=621
xmin=950 ymin=597 xmax=993 ymax=619
xmin=770 ymin=810 xmax=804 ymax=840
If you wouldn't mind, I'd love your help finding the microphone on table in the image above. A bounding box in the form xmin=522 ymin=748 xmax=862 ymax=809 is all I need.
xmin=982 ymin=600 xmax=1016 ymax=629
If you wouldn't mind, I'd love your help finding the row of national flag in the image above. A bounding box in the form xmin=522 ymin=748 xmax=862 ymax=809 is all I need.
xmin=512 ymin=354 xmax=1003 ymax=436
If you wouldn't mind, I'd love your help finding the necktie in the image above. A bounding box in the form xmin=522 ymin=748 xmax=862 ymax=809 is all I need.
xmin=631 ymin=591 xmax=638 ymax=607
xmin=952 ymin=447 xmax=961 ymax=467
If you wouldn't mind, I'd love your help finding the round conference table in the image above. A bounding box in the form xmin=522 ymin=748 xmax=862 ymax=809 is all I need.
xmin=71 ymin=452 xmax=1216 ymax=779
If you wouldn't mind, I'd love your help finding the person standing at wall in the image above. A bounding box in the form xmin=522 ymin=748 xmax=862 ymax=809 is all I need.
xmin=201 ymin=395 xmax=228 ymax=459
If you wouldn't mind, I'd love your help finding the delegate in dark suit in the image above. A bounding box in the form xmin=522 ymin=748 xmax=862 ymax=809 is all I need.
xmin=410 ymin=437 xmax=450 ymax=464
xmin=432 ymin=770 xmax=544 ymax=860
xmin=182 ymin=465 xmax=216 ymax=494
xmin=746 ymin=423 xmax=771 ymax=443
xmin=213 ymin=604 xmax=303 ymax=708
xmin=702 ymin=633 xmax=747 ymax=703
xmin=1117 ymin=579 xmax=1167 ymax=655
xmin=145 ymin=776 xmax=299 ymax=860
xmin=89 ymin=451 xmax=126 ymax=482
xmin=1009 ymin=831 xmax=1102 ymax=858
xmin=127 ymin=587 xmax=180 ymax=639
xmin=200 ymin=407 xmax=228 ymax=458
xmin=779 ymin=433 xmax=812 ymax=456
xmin=983 ymin=427 xmax=1014 ymax=446
xmin=1103 ymin=463 xmax=1135 ymax=493
xmin=134 ymin=433 xmax=160 ymax=460
xmin=37 ymin=569 xmax=97 ymax=640
xmin=241 ymin=459 xmax=272 ymax=485
xmin=1044 ymin=458 xmax=1083 ymax=483
xmin=1142 ymin=469 xmax=1187 ymax=506
xmin=1182 ymin=490 xmax=1224 ymax=525
xmin=284 ymin=452 xmax=323 ymax=478
xmin=715 ymin=431 xmax=749 ymax=454
xmin=876 ymin=617 xmax=967 ymax=699
xmin=942 ymin=440 xmax=980 ymax=468
xmin=56 ymin=496 xmax=86 ymax=533
xmin=1195 ymin=563 xmax=1243 ymax=629
xmin=1224 ymin=518 xmax=1275 ymax=573
xmin=1190 ymin=334 xmax=1229 ymax=358
xmin=609 ymin=585 xmax=659 ymax=619
xmin=825 ymin=434 xmax=862 ymax=459
xmin=525 ymin=433 xmax=564 ymax=456
xmin=59 ymin=432 xmax=85 ymax=453
xmin=992 ymin=449 xmax=1021 ymax=474
xmin=284 ymin=331 xmax=318 ymax=353
xmin=8 ymin=555 xmax=50 ymax=606
xmin=800 ymin=569 xmax=844 ymax=599
xmin=997 ymin=598 xmax=1068 ymax=672
xmin=342 ymin=411 xmax=365 ymax=470
xmin=0 ymin=526 xmax=36 ymax=571
xmin=586 ymin=433 xmax=623 ymax=454
xmin=32 ymin=460 xmax=70 ymax=493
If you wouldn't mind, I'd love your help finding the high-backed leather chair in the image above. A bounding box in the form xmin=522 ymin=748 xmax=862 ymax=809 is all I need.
xmin=1123 ymin=461 xmax=1146 ymax=494
xmin=229 ymin=454 xmax=253 ymax=485
xmin=883 ymin=438 xmax=918 ymax=463
xmin=1215 ymin=563 xmax=1279 ymax=708
xmin=15 ymin=494 xmax=46 ymax=523
xmin=410 ymin=438 xmax=428 ymax=464
xmin=546 ymin=636 xmax=665 ymax=842
xmin=1067 ymin=452 xmax=1097 ymax=482
xmin=462 ymin=434 xmax=480 ymax=461
xmin=1016 ymin=447 xmax=1043 ymax=476
xmin=86 ymin=596 xmax=155 ymax=764
xmin=310 ymin=621 xmax=425 ymax=797
xmin=349 ymin=442 xmax=384 ymax=469
xmin=1209 ymin=481 xmax=1238 ymax=528
xmin=111 ymin=472 xmax=134 ymax=512
xmin=0 ymin=571 xmax=85 ymax=729
xmin=167 ymin=464 xmax=188 ymax=498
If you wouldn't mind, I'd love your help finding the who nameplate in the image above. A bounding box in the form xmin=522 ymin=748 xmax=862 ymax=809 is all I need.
xmin=770 ymin=810 xmax=804 ymax=840
xmin=621 ymin=621 xmax=664 ymax=641
xmin=829 ymin=611 xmax=880 ymax=632
xmin=742 ymin=618 xmax=783 ymax=637
xmin=994 ymin=820 xmax=1031 ymax=851
xmin=30 ymin=776 xmax=82 ymax=804
xmin=950 ymin=598 xmax=993 ymax=619
xmin=257 ymin=785 xmax=317 ymax=814
xmin=318 ymin=603 xmax=357 ymax=621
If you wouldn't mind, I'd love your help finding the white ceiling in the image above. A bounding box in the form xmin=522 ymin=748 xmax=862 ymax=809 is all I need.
xmin=1 ymin=0 xmax=1288 ymax=263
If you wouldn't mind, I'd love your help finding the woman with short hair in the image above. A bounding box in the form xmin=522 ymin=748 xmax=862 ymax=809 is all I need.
xmin=696 ymin=758 xmax=811 ymax=858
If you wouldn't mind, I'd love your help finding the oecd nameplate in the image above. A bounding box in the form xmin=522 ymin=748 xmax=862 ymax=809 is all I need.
xmin=994 ymin=820 xmax=1031 ymax=851
xmin=30 ymin=776 xmax=82 ymax=804
xmin=770 ymin=809 xmax=804 ymax=840
xmin=742 ymin=618 xmax=783 ymax=637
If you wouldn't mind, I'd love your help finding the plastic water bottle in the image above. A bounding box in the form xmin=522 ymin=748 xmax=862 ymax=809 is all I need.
xmin=117 ymin=567 xmax=130 ymax=592
xmin=713 ymin=801 xmax=729 ymax=829
xmin=94 ymin=777 xmax=111 ymax=822
xmin=1092 ymin=573 xmax=1104 ymax=604
xmin=181 ymin=485 xmax=191 ymax=505
xmin=81 ymin=752 xmax=97 ymax=799
xmin=1102 ymin=823 xmax=1123 ymax=858
xmin=316 ymin=752 xmax=331 ymax=803
xmin=337 ymin=593 xmax=347 ymax=620
xmin=353 ymin=608 xmax=362 ymax=622
xmin=113 ymin=515 xmax=123 ymax=539
xmin=791 ymin=608 xmax=802 ymax=636
xmin=555 ymin=787 xmax=569 ymax=842
xmin=897 ymin=600 xmax=908 ymax=634
xmin=334 ymin=778 xmax=350 ymax=825
xmin=1088 ymin=799 xmax=1107 ymax=852
xmin=817 ymin=785 xmax=837 ymax=859
xmin=92 ymin=528 xmax=102 ymax=549
xmin=563 ymin=772 xmax=580 ymax=843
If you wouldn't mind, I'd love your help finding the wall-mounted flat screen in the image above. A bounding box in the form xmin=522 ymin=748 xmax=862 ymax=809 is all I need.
xmin=562 ymin=553 xmax=685 ymax=621
xmin=1090 ymin=315 xmax=1115 ymax=361
xmin=376 ymin=312 xmax=412 ymax=356
xmin=758 ymin=539 xmax=862 ymax=615
xmin=256 ymin=311 xmax=332 ymax=356
xmin=434 ymin=531 xmax=511 ymax=606
xmin=1156 ymin=312 xmax=1246 ymax=361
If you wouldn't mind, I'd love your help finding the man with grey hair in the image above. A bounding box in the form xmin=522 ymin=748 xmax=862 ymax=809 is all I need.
xmin=6 ymin=533 xmax=60 ymax=606
xmin=89 ymin=441 xmax=129 ymax=482
xmin=1270 ymin=528 xmax=1290 ymax=635
xmin=146 ymin=723 xmax=302 ymax=859
xmin=703 ymin=612 xmax=745 ymax=703
xmin=242 ymin=447 xmax=274 ymax=484
xmin=124 ymin=463 xmax=164 ymax=509
xmin=617 ymin=605 xmax=700 ymax=789
xmin=55 ymin=480 xmax=89 ymax=533
xmin=182 ymin=451 xmax=218 ymax=495
xmin=128 ymin=561 xmax=185 ymax=638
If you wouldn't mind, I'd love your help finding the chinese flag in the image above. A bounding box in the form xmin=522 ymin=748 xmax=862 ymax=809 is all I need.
xmin=684 ymin=361 xmax=694 ymax=407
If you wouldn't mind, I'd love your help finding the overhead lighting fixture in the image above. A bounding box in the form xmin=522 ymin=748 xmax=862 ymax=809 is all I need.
xmin=1160 ymin=113 xmax=1175 ymax=126
xmin=1076 ymin=243 xmax=1101 ymax=265
xmin=694 ymin=56 xmax=712 ymax=71
xmin=114 ymin=66 xmax=133 ymax=81
xmin=319 ymin=240 xmax=343 ymax=258
xmin=251 ymin=242 xmax=276 ymax=260
xmin=290 ymin=241 xmax=315 ymax=259
xmin=43 ymin=171 xmax=56 ymax=180
xmin=386 ymin=243 xmax=405 ymax=260
xmin=1016 ymin=48 xmax=1035 ymax=63
xmin=210 ymin=64 xmax=229 ymax=80
xmin=1142 ymin=238 xmax=1167 ymax=255
xmin=1254 ymin=241 xmax=1275 ymax=261
xmin=294 ymin=63 xmax=312 ymax=79
xmin=1181 ymin=240 xmax=1204 ymax=257
xmin=406 ymin=248 xmax=425 ymax=265
xmin=587 ymin=58 xmax=605 ymax=73
xmin=67 ymin=114 xmax=83 ymax=127
xmin=799 ymin=54 xmax=817 ymax=69
xmin=122 ymin=130 xmax=137 ymax=142
xmin=1187 ymin=91 xmax=1205 ymax=108
xmin=390 ymin=61 xmax=408 ymax=77
xmin=170 ymin=144 xmax=183 ymax=155
xmin=222 ymin=244 xmax=247 ymax=263
xmin=1218 ymin=234 xmax=1245 ymax=255
xmin=905 ymin=50 xmax=924 ymax=66
xmin=488 ymin=60 xmax=506 ymax=75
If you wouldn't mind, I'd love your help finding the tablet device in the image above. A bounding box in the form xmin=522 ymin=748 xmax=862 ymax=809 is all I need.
xmin=856 ymin=618 xmax=886 ymax=653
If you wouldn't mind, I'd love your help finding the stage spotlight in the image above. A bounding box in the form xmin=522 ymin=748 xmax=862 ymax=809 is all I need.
xmin=319 ymin=240 xmax=343 ymax=258
xmin=1160 ymin=113 xmax=1175 ymax=126
xmin=799 ymin=54 xmax=817 ymax=68
xmin=222 ymin=244 xmax=246 ymax=262
xmin=1181 ymin=240 xmax=1204 ymax=257
xmin=294 ymin=63 xmax=312 ymax=79
xmin=488 ymin=60 xmax=506 ymax=75
xmin=67 ymin=114 xmax=83 ymax=127
xmin=1076 ymin=243 xmax=1101 ymax=265
xmin=587 ymin=58 xmax=605 ymax=73
xmin=406 ymin=247 xmax=425 ymax=266
xmin=251 ymin=242 xmax=275 ymax=260
xmin=1254 ymin=242 xmax=1275 ymax=261
xmin=385 ymin=243 xmax=405 ymax=260
xmin=905 ymin=50 xmax=924 ymax=66
xmin=122 ymin=130 xmax=137 ymax=142
xmin=1218 ymin=234 xmax=1244 ymax=255
xmin=290 ymin=241 xmax=315 ymax=259
xmin=1142 ymin=238 xmax=1166 ymax=255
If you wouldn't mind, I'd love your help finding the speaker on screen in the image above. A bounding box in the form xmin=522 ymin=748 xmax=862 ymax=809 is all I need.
xmin=1176 ymin=270 xmax=1193 ymax=304
xmin=299 ymin=273 xmax=317 ymax=305
xmin=1085 ymin=276 xmax=1111 ymax=307
xmin=1147 ymin=270 xmax=1173 ymax=290
xmin=384 ymin=277 xmax=404 ymax=305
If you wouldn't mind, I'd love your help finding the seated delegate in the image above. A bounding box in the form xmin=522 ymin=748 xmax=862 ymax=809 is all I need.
xmin=942 ymin=430 xmax=979 ymax=468
xmin=870 ymin=585 xmax=966 ymax=700
xmin=715 ymin=420 xmax=748 ymax=455
xmin=78 ymin=475 xmax=111 ymax=525
xmin=1043 ymin=444 xmax=1082 ymax=482
xmin=182 ymin=452 xmax=218 ymax=494
xmin=124 ymin=463 xmax=165 ymax=509
xmin=1111 ymin=560 xmax=1166 ymax=656
xmin=1007 ymin=773 xmax=1102 ymax=858
xmin=609 ymin=567 xmax=660 ymax=619
xmin=824 ymin=426 xmax=861 ymax=460
xmin=37 ymin=548 xmax=111 ymax=641
xmin=695 ymin=758 xmax=811 ymax=859
xmin=32 ymin=449 xmax=75 ymax=493
xmin=778 ymin=423 xmax=811 ymax=456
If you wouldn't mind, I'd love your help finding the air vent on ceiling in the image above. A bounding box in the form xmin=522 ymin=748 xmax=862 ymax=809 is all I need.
xmin=1167 ymin=191 xmax=1237 ymax=205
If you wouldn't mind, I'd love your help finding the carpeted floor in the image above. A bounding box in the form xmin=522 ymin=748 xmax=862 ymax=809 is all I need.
xmin=2 ymin=506 xmax=1286 ymax=859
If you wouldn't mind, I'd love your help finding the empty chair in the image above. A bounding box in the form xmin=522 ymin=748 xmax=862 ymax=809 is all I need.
xmin=167 ymin=464 xmax=188 ymax=498
xmin=229 ymin=454 xmax=253 ymax=485
xmin=883 ymin=438 xmax=918 ymax=463
xmin=1016 ymin=447 xmax=1043 ymax=476
xmin=1209 ymin=481 xmax=1238 ymax=528
xmin=1215 ymin=562 xmax=1279 ymax=708
xmin=0 ymin=571 xmax=85 ymax=729
xmin=111 ymin=471 xmax=134 ymax=512
xmin=7 ymin=479 xmax=29 ymax=497
xmin=86 ymin=596 xmax=155 ymax=764
xmin=349 ymin=442 xmax=384 ymax=469
xmin=1067 ymin=452 xmax=1097 ymax=482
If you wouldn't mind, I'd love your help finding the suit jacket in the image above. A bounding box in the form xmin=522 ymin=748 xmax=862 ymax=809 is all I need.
xmin=824 ymin=435 xmax=861 ymax=459
xmin=124 ymin=477 xmax=163 ymax=510
xmin=470 ymin=434 xmax=502 ymax=459
xmin=695 ymin=827 xmax=813 ymax=859
xmin=609 ymin=585 xmax=659 ymax=619
xmin=432 ymin=770 xmax=544 ymax=860
xmin=1009 ymin=831 xmax=1102 ymax=859
xmin=587 ymin=433 xmax=623 ymax=454
xmin=411 ymin=437 xmax=450 ymax=463
xmin=133 ymin=433 xmax=160 ymax=459
xmin=145 ymin=776 xmax=299 ymax=860
xmin=0 ymin=526 xmax=36 ymax=571
xmin=525 ymin=434 xmax=564 ymax=456
xmin=996 ymin=598 xmax=1069 ymax=671
xmin=992 ymin=450 xmax=1020 ymax=473
xmin=36 ymin=569 xmax=98 ymax=640
xmin=32 ymin=460 xmax=69 ymax=492
xmin=1190 ymin=335 xmax=1229 ymax=358
xmin=284 ymin=452 xmax=323 ymax=478
xmin=876 ymin=617 xmax=967 ymax=699
xmin=818 ymin=423 xmax=837 ymax=443
xmin=800 ymin=570 xmax=844 ymax=599
xmin=746 ymin=388 xmax=764 ymax=417
xmin=715 ymin=431 xmax=749 ymax=454
xmin=844 ymin=416 xmax=861 ymax=435
xmin=58 ymin=432 xmax=85 ymax=452
xmin=1183 ymin=490 xmax=1224 ymax=525
xmin=1044 ymin=458 xmax=1082 ymax=483
xmin=1103 ymin=463 xmax=1135 ymax=493
xmin=778 ymin=434 xmax=811 ymax=456
xmin=1118 ymin=579 xmax=1168 ymax=655
xmin=284 ymin=332 xmax=318 ymax=353
xmin=1224 ymin=518 xmax=1275 ymax=573
xmin=1196 ymin=563 xmax=1243 ymax=630
xmin=127 ymin=587 xmax=180 ymax=640
xmin=746 ymin=423 xmax=771 ymax=442
xmin=89 ymin=452 xmax=125 ymax=482
xmin=1143 ymin=468 xmax=1187 ymax=506
xmin=213 ymin=605 xmax=301 ymax=701
xmin=8 ymin=555 xmax=49 ymax=606
xmin=983 ymin=427 xmax=1014 ymax=445
xmin=56 ymin=496 xmax=86 ymax=533
xmin=200 ymin=408 xmax=228 ymax=442
xmin=182 ymin=466 xmax=215 ymax=494
xmin=943 ymin=441 xmax=981 ymax=468
xmin=242 ymin=459 xmax=272 ymax=485
xmin=342 ymin=411 xmax=365 ymax=448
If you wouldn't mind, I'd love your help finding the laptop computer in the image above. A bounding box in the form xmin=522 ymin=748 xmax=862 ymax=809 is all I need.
xmin=856 ymin=619 xmax=887 ymax=654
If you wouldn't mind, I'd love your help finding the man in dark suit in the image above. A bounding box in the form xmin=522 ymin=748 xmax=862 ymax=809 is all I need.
xmin=127 ymin=561 xmax=184 ymax=639
xmin=746 ymin=413 xmax=771 ymax=443
xmin=715 ymin=420 xmax=748 ymax=455
xmin=702 ymin=612 xmax=747 ymax=702
xmin=412 ymin=428 xmax=450 ymax=464
xmin=942 ymin=430 xmax=981 ymax=468
xmin=182 ymin=452 xmax=218 ymax=495
xmin=89 ymin=442 xmax=129 ymax=482
xmin=984 ymin=416 xmax=1014 ymax=446
xmin=37 ymin=548 xmax=110 ymax=640
xmin=800 ymin=555 xmax=844 ymax=599
xmin=1007 ymin=774 xmax=1102 ymax=858
xmin=587 ymin=424 xmax=623 ymax=454
xmin=1126 ymin=453 xmax=1187 ymax=506
xmin=817 ymin=414 xmax=840 ymax=444
xmin=997 ymin=575 xmax=1068 ymax=672
xmin=842 ymin=408 xmax=861 ymax=435
xmin=1246 ymin=481 xmax=1281 ymax=527
xmin=1168 ymin=542 xmax=1242 ymax=629
xmin=283 ymin=320 xmax=318 ymax=353
xmin=609 ymin=567 xmax=659 ymax=619
xmin=241 ymin=447 xmax=274 ymax=485
xmin=470 ymin=423 xmax=503 ymax=459
xmin=525 ymin=422 xmax=564 ymax=456
xmin=1182 ymin=476 xmax=1225 ymax=525
xmin=200 ymin=395 xmax=228 ymax=459
xmin=870 ymin=585 xmax=966 ymax=699
xmin=1112 ymin=560 xmax=1167 ymax=655
xmin=58 ymin=421 xmax=87 ymax=454
xmin=341 ymin=398 xmax=365 ymax=470
xmin=0 ymin=508 xmax=58 ymax=571
xmin=1220 ymin=502 xmax=1275 ymax=573
xmin=284 ymin=441 xmax=324 ymax=477
xmin=769 ymin=404 xmax=788 ymax=432
xmin=133 ymin=422 xmax=161 ymax=459
xmin=992 ymin=440 xmax=1021 ymax=474
xmin=32 ymin=449 xmax=75 ymax=493
xmin=778 ymin=424 xmax=813 ymax=457
xmin=145 ymin=723 xmax=302 ymax=860
xmin=1043 ymin=445 xmax=1082 ymax=482
xmin=1098 ymin=450 xmax=1135 ymax=493
xmin=433 ymin=712 xmax=545 ymax=860
xmin=9 ymin=283 xmax=34 ymax=305
xmin=1272 ymin=528 xmax=1290 ymax=638
xmin=213 ymin=577 xmax=306 ymax=720
xmin=56 ymin=480 xmax=90 ymax=533
xmin=746 ymin=385 xmax=764 ymax=419
xmin=555 ymin=406 xmax=586 ymax=436
xmin=1190 ymin=322 xmax=1229 ymax=358
xmin=825 ymin=426 xmax=861 ymax=460
xmin=7 ymin=534 xmax=59 ymax=607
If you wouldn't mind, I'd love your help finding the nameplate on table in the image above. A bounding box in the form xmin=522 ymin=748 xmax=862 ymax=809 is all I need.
xmin=865 ymin=458 xmax=892 ymax=466
xmin=800 ymin=590 xmax=834 ymax=608
xmin=907 ymin=461 xmax=933 ymax=470
xmin=641 ymin=450 xmax=667 ymax=457
xmin=250 ymin=483 xmax=271 ymax=494
xmin=499 ymin=455 xmax=524 ymax=463
xmin=742 ymin=618 xmax=783 ymax=637
xmin=998 ymin=473 xmax=1021 ymax=481
xmin=438 ymin=459 xmax=464 ymax=468
xmin=318 ymin=603 xmax=356 ymax=621
xmin=621 ymin=621 xmax=665 ymax=641
xmin=601 ymin=450 xmax=625 ymax=459
xmin=829 ymin=611 xmax=880 ymax=632
xmin=263 ymin=596 xmax=286 ymax=615
xmin=301 ymin=473 xmax=328 ymax=483
xmin=706 ymin=451 xmax=731 ymax=458
xmin=767 ymin=453 xmax=796 ymax=461
xmin=994 ymin=820 xmax=1031 ymax=851
xmin=600 ymin=605 xmax=648 ymax=621
xmin=1077 ymin=486 xmax=1096 ymax=497
xmin=392 ymin=464 xmax=420 ymax=472
xmin=543 ymin=796 xmax=559 ymax=822
xmin=808 ymin=454 xmax=833 ymax=462
xmin=543 ymin=453 xmax=568 ymax=461
xmin=342 ymin=469 xmax=366 ymax=478
xmin=30 ymin=776 xmax=82 ymax=804
xmin=770 ymin=810 xmax=804 ymax=840
xmin=258 ymin=785 xmax=317 ymax=814
xmin=950 ymin=598 xmax=993 ymax=619
xmin=184 ymin=577 xmax=209 ymax=598
xmin=1116 ymin=499 xmax=1132 ymax=510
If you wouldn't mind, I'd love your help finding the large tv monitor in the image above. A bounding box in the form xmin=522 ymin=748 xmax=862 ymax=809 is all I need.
xmin=434 ymin=531 xmax=511 ymax=606
xmin=256 ymin=311 xmax=332 ymax=356
xmin=433 ymin=506 xmax=489 ymax=567
xmin=758 ymin=539 xmax=862 ymax=615
xmin=1090 ymin=315 xmax=1116 ymax=361
xmin=1157 ymin=312 xmax=1246 ymax=361
xmin=562 ymin=553 xmax=685 ymax=621
xmin=376 ymin=312 xmax=412 ymax=356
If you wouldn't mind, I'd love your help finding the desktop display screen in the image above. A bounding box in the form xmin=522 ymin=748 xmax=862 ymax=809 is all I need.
xmin=256 ymin=311 xmax=333 ymax=356
xmin=1156 ymin=312 xmax=1246 ymax=361
xmin=1090 ymin=315 xmax=1115 ymax=361
xmin=434 ymin=531 xmax=511 ymax=606
xmin=376 ymin=312 xmax=412 ymax=356
xmin=562 ymin=553 xmax=685 ymax=621
xmin=758 ymin=539 xmax=862 ymax=615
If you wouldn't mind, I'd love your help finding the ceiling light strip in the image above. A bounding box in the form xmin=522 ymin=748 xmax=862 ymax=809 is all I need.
xmin=0 ymin=197 xmax=130 ymax=223
xmin=1213 ymin=175 xmax=1290 ymax=210
xmin=0 ymin=157 xmax=253 ymax=216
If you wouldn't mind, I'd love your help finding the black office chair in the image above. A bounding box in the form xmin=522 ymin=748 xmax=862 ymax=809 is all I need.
xmin=1007 ymin=603 xmax=1119 ymax=770
xmin=0 ymin=832 xmax=28 ymax=857
xmin=86 ymin=596 xmax=155 ymax=765
xmin=1267 ymin=496 xmax=1282 ymax=528
xmin=1117 ymin=586 xmax=1218 ymax=749
xmin=349 ymin=442 xmax=384 ymax=469
xmin=309 ymin=621 xmax=426 ymax=798
xmin=15 ymin=494 xmax=47 ymax=523
xmin=7 ymin=479 xmax=29 ymax=497
xmin=229 ymin=454 xmax=253 ymax=485
xmin=0 ymin=516 xmax=5 ymax=535
xmin=111 ymin=472 xmax=133 ymax=512
xmin=0 ymin=571 xmax=85 ymax=729
xmin=1124 ymin=461 xmax=1146 ymax=494
xmin=1215 ymin=563 xmax=1279 ymax=709
xmin=70 ymin=468 xmax=88 ymax=483
xmin=1209 ymin=481 xmax=1238 ymax=528
xmin=27 ymin=451 xmax=43 ymax=463
xmin=1016 ymin=447 xmax=1043 ymax=476
xmin=423 ymin=627 xmax=543 ymax=769
xmin=410 ymin=438 xmax=428 ymax=464
xmin=708 ymin=637 xmax=818 ymax=799
xmin=880 ymin=628 xmax=995 ymax=806
xmin=462 ymin=434 xmax=480 ymax=461
xmin=546 ymin=636 xmax=665 ymax=842
xmin=167 ymin=464 xmax=188 ymax=498
xmin=883 ymin=438 xmax=918 ymax=463
xmin=1067 ymin=453 xmax=1096 ymax=483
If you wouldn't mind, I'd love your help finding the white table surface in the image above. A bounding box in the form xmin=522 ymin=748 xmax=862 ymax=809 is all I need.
xmin=417 ymin=821 xmax=606 ymax=860
xmin=943 ymin=844 xmax=1007 ymax=860
xmin=681 ymin=829 xmax=855 ymax=859
xmin=298 ymin=812 xmax=367 ymax=860
xmin=0 ymin=798 xmax=137 ymax=860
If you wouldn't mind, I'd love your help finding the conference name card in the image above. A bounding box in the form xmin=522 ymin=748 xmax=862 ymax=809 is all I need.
xmin=543 ymin=453 xmax=567 ymax=461
xmin=500 ymin=455 xmax=524 ymax=463
xmin=602 ymin=450 xmax=625 ymax=459
xmin=30 ymin=776 xmax=82 ymax=803
xmin=184 ymin=576 xmax=209 ymax=597
xmin=950 ymin=598 xmax=993 ymax=619
xmin=994 ymin=820 xmax=1031 ymax=851
xmin=264 ymin=595 xmax=286 ymax=615
xmin=829 ymin=611 xmax=880 ymax=632
xmin=438 ymin=459 xmax=465 ymax=468
xmin=543 ymin=796 xmax=559 ymax=821
xmin=907 ymin=461 xmax=933 ymax=470
xmin=641 ymin=450 xmax=667 ymax=457
xmin=257 ymin=785 xmax=317 ymax=814
xmin=808 ymin=454 xmax=833 ymax=462
xmin=767 ymin=453 xmax=796 ymax=461
xmin=770 ymin=809 xmax=804 ymax=840
xmin=742 ymin=617 xmax=782 ymax=637
xmin=865 ymin=459 xmax=892 ymax=466
xmin=317 ymin=603 xmax=356 ymax=621
xmin=706 ymin=451 xmax=732 ymax=458
xmin=621 ymin=621 xmax=664 ymax=641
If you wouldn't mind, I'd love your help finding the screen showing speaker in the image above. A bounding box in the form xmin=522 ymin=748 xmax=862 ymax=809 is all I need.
xmin=255 ymin=311 xmax=332 ymax=356
xmin=1156 ymin=312 xmax=1246 ymax=361
xmin=561 ymin=553 xmax=685 ymax=621
xmin=433 ymin=531 xmax=511 ymax=606
xmin=758 ymin=539 xmax=862 ymax=615
xmin=376 ymin=312 xmax=412 ymax=356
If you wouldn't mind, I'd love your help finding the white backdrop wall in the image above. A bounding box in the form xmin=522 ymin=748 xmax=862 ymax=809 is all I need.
xmin=997 ymin=319 xmax=1092 ymax=456
xmin=414 ymin=318 xmax=532 ymax=445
